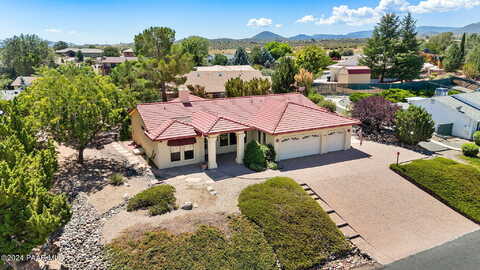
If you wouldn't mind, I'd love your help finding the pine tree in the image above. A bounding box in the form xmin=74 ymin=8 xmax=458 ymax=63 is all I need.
xmin=460 ymin=33 xmax=466 ymax=63
xmin=444 ymin=43 xmax=463 ymax=72
xmin=394 ymin=13 xmax=423 ymax=81
xmin=232 ymin=47 xmax=249 ymax=65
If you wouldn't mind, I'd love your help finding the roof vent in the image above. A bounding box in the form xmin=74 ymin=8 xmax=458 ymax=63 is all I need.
xmin=178 ymin=90 xmax=190 ymax=103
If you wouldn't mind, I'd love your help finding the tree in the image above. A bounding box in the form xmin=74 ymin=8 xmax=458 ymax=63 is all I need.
xmin=295 ymin=45 xmax=331 ymax=75
xmin=250 ymin=47 xmax=274 ymax=67
xmin=361 ymin=14 xmax=400 ymax=82
xmin=423 ymin=32 xmax=454 ymax=54
xmin=464 ymin=44 xmax=480 ymax=79
xmin=186 ymin=84 xmax=208 ymax=98
xmin=394 ymin=13 xmax=423 ymax=81
xmin=395 ymin=106 xmax=434 ymax=145
xmin=1 ymin=34 xmax=51 ymax=76
xmin=352 ymin=96 xmax=399 ymax=132
xmin=76 ymin=50 xmax=84 ymax=62
xmin=264 ymin=41 xmax=292 ymax=60
xmin=21 ymin=65 xmax=130 ymax=163
xmin=103 ymin=46 xmax=120 ymax=57
xmin=443 ymin=43 xmax=463 ymax=72
xmin=134 ymin=26 xmax=175 ymax=59
xmin=225 ymin=77 xmax=271 ymax=97
xmin=271 ymin=57 xmax=298 ymax=93
xmin=329 ymin=50 xmax=341 ymax=60
xmin=110 ymin=60 xmax=159 ymax=103
xmin=137 ymin=45 xmax=194 ymax=101
xmin=180 ymin=36 xmax=209 ymax=66
xmin=0 ymin=101 xmax=70 ymax=268
xmin=53 ymin=41 xmax=68 ymax=51
xmin=294 ymin=68 xmax=313 ymax=93
xmin=460 ymin=33 xmax=466 ymax=63
xmin=232 ymin=47 xmax=249 ymax=65
xmin=212 ymin=54 xmax=228 ymax=65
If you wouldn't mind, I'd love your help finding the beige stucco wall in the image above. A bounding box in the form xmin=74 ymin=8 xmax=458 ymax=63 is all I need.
xmin=338 ymin=70 xmax=371 ymax=84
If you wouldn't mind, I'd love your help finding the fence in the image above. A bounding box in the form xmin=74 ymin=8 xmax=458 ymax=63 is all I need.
xmin=313 ymin=77 xmax=479 ymax=95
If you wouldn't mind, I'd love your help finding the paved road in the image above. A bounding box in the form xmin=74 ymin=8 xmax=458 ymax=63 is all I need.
xmin=384 ymin=229 xmax=480 ymax=270
xmin=279 ymin=139 xmax=479 ymax=265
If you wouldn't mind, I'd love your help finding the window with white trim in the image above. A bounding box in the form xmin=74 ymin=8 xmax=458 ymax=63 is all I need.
xmin=170 ymin=146 xmax=181 ymax=162
xmin=170 ymin=144 xmax=195 ymax=162
xmin=219 ymin=133 xmax=238 ymax=147
xmin=184 ymin=144 xmax=194 ymax=160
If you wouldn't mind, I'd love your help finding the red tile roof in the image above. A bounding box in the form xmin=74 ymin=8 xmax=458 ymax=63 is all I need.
xmin=169 ymin=93 xmax=207 ymax=102
xmin=135 ymin=93 xmax=359 ymax=141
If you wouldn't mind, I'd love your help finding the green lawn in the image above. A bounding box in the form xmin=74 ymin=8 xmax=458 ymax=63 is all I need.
xmin=107 ymin=216 xmax=277 ymax=270
xmin=460 ymin=155 xmax=480 ymax=170
xmin=238 ymin=177 xmax=351 ymax=270
xmin=391 ymin=157 xmax=480 ymax=223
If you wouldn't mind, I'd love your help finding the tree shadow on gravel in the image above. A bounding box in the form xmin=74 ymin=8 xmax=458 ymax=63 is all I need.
xmin=52 ymin=156 xmax=143 ymax=200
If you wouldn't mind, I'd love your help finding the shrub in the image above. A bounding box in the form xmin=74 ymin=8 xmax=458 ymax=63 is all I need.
xmin=473 ymin=131 xmax=480 ymax=146
xmin=352 ymin=96 xmax=399 ymax=132
xmin=307 ymin=92 xmax=325 ymax=104
xmin=462 ymin=143 xmax=479 ymax=157
xmin=390 ymin=157 xmax=480 ymax=223
xmin=127 ymin=185 xmax=176 ymax=215
xmin=238 ymin=177 xmax=351 ymax=270
xmin=108 ymin=173 xmax=125 ymax=186
xmin=349 ymin=92 xmax=374 ymax=103
xmin=107 ymin=216 xmax=277 ymax=270
xmin=319 ymin=99 xmax=336 ymax=112
xmin=244 ymin=140 xmax=267 ymax=171
xmin=395 ymin=105 xmax=435 ymax=145
xmin=380 ymin=88 xmax=415 ymax=103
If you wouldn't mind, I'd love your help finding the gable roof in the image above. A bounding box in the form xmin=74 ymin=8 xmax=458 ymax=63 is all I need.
xmin=169 ymin=93 xmax=207 ymax=102
xmin=427 ymin=92 xmax=480 ymax=120
xmin=56 ymin=48 xmax=103 ymax=54
xmin=135 ymin=93 xmax=360 ymax=141
xmin=100 ymin=56 xmax=138 ymax=64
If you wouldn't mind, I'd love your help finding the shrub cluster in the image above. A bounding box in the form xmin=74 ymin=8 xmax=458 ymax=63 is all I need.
xmin=243 ymin=141 xmax=277 ymax=171
xmin=107 ymin=216 xmax=277 ymax=270
xmin=473 ymin=131 xmax=480 ymax=146
xmin=391 ymin=157 xmax=480 ymax=223
xmin=127 ymin=185 xmax=176 ymax=216
xmin=238 ymin=177 xmax=351 ymax=270
xmin=349 ymin=92 xmax=374 ymax=103
xmin=462 ymin=143 xmax=479 ymax=157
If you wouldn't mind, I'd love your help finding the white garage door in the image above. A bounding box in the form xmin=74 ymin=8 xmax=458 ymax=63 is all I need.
xmin=278 ymin=133 xmax=321 ymax=160
xmin=326 ymin=131 xmax=345 ymax=152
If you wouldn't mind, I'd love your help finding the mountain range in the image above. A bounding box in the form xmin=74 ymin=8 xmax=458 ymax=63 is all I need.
xmin=241 ymin=22 xmax=480 ymax=41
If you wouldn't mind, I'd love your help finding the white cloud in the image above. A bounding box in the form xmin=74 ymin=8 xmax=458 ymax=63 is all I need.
xmin=307 ymin=0 xmax=480 ymax=26
xmin=45 ymin=28 xmax=62 ymax=33
xmin=275 ymin=24 xmax=283 ymax=28
xmin=296 ymin=15 xmax=317 ymax=23
xmin=247 ymin=18 xmax=273 ymax=27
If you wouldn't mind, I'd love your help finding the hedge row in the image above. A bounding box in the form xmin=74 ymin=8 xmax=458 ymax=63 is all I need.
xmin=238 ymin=177 xmax=351 ymax=270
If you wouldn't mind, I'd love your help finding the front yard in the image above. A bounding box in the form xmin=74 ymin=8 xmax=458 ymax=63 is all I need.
xmin=391 ymin=157 xmax=480 ymax=223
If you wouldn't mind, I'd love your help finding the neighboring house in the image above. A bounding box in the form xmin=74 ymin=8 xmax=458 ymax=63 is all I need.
xmin=11 ymin=76 xmax=37 ymax=90
xmin=130 ymin=91 xmax=359 ymax=169
xmin=183 ymin=65 xmax=268 ymax=97
xmin=409 ymin=92 xmax=480 ymax=139
xmin=56 ymin=48 xmax=104 ymax=58
xmin=122 ymin=48 xmax=135 ymax=57
xmin=99 ymin=56 xmax=138 ymax=74
xmin=327 ymin=55 xmax=370 ymax=83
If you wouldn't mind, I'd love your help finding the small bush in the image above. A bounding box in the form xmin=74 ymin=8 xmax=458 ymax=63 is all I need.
xmin=380 ymin=88 xmax=415 ymax=103
xmin=473 ymin=131 xmax=480 ymax=146
xmin=319 ymin=99 xmax=336 ymax=112
xmin=307 ymin=92 xmax=325 ymax=104
xmin=244 ymin=140 xmax=268 ymax=171
xmin=127 ymin=185 xmax=176 ymax=216
xmin=462 ymin=143 xmax=479 ymax=157
xmin=108 ymin=173 xmax=125 ymax=186
xmin=349 ymin=92 xmax=374 ymax=103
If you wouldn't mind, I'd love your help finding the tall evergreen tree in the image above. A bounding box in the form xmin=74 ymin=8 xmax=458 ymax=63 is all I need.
xmin=459 ymin=33 xmax=466 ymax=63
xmin=444 ymin=43 xmax=463 ymax=72
xmin=232 ymin=47 xmax=250 ymax=65
xmin=271 ymin=57 xmax=298 ymax=93
xmin=395 ymin=13 xmax=423 ymax=81
xmin=361 ymin=14 xmax=400 ymax=82
xmin=134 ymin=27 xmax=175 ymax=59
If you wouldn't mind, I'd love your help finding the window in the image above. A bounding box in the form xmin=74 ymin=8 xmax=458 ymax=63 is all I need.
xmin=170 ymin=146 xmax=181 ymax=162
xmin=229 ymin=133 xmax=237 ymax=145
xmin=220 ymin=134 xmax=229 ymax=146
xmin=184 ymin=144 xmax=194 ymax=160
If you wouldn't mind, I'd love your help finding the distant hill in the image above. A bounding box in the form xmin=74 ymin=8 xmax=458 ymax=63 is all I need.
xmin=250 ymin=31 xmax=287 ymax=41
xmin=456 ymin=22 xmax=480 ymax=33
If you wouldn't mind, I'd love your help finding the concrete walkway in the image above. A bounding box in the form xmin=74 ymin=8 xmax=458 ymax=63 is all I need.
xmin=279 ymin=140 xmax=479 ymax=265
xmin=384 ymin=230 xmax=480 ymax=270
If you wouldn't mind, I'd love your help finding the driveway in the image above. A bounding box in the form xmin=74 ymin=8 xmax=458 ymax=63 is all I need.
xmin=278 ymin=139 xmax=479 ymax=265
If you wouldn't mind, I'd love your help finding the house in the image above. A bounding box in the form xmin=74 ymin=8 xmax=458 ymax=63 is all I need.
xmin=409 ymin=92 xmax=480 ymax=139
xmin=99 ymin=56 xmax=138 ymax=74
xmin=130 ymin=91 xmax=360 ymax=169
xmin=122 ymin=48 xmax=135 ymax=57
xmin=183 ymin=65 xmax=268 ymax=97
xmin=11 ymin=76 xmax=37 ymax=90
xmin=336 ymin=66 xmax=371 ymax=84
xmin=56 ymin=48 xmax=104 ymax=58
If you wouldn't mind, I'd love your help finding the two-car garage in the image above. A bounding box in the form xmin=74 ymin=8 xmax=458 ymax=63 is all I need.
xmin=277 ymin=130 xmax=347 ymax=161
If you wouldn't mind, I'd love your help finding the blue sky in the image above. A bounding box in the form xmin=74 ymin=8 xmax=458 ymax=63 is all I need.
xmin=2 ymin=0 xmax=480 ymax=44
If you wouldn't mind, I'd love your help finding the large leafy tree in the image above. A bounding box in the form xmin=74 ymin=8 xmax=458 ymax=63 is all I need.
xmin=180 ymin=36 xmax=209 ymax=66
xmin=103 ymin=46 xmax=120 ymax=57
xmin=352 ymin=96 xmax=399 ymax=132
xmin=250 ymin=47 xmax=275 ymax=67
xmin=295 ymin=45 xmax=331 ymax=75
xmin=1 ymin=34 xmax=52 ymax=76
xmin=395 ymin=105 xmax=434 ymax=145
xmin=134 ymin=26 xmax=175 ymax=59
xmin=137 ymin=45 xmax=194 ymax=101
xmin=232 ymin=47 xmax=249 ymax=65
xmin=362 ymin=14 xmax=400 ymax=82
xmin=21 ymin=65 xmax=130 ymax=163
xmin=465 ymin=44 xmax=480 ymax=79
xmin=0 ymin=101 xmax=70 ymax=267
xmin=271 ymin=57 xmax=298 ymax=93
xmin=225 ymin=77 xmax=271 ymax=97
xmin=443 ymin=43 xmax=463 ymax=72
xmin=423 ymin=32 xmax=454 ymax=54
xmin=212 ymin=54 xmax=228 ymax=65
xmin=110 ymin=60 xmax=159 ymax=103
xmin=264 ymin=41 xmax=292 ymax=60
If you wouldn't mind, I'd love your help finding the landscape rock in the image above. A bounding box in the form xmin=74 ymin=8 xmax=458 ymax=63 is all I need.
xmin=181 ymin=201 xmax=193 ymax=210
